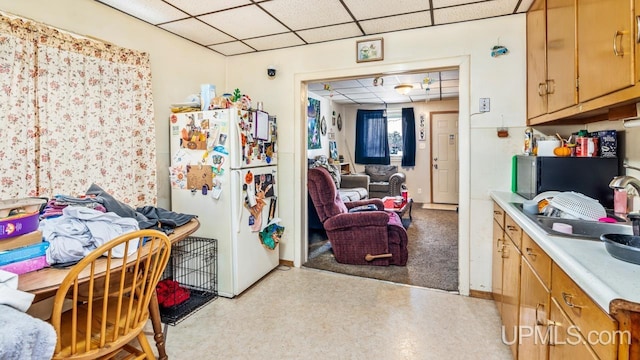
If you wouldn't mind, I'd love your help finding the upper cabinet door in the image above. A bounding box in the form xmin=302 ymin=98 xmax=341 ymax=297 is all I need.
xmin=578 ymin=0 xmax=635 ymax=102
xmin=527 ymin=0 xmax=548 ymax=120
xmin=546 ymin=0 xmax=577 ymax=113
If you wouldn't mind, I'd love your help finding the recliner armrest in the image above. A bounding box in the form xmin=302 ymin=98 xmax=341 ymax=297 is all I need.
xmin=324 ymin=211 xmax=390 ymax=230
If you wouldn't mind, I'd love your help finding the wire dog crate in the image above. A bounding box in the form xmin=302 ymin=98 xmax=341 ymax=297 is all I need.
xmin=159 ymin=236 xmax=218 ymax=325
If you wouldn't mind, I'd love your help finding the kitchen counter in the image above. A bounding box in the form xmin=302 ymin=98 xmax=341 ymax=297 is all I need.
xmin=490 ymin=191 xmax=640 ymax=314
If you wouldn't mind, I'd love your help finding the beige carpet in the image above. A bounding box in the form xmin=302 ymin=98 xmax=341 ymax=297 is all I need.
xmin=303 ymin=207 xmax=459 ymax=291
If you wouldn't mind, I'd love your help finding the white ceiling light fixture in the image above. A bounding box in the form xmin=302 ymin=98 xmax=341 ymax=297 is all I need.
xmin=394 ymin=84 xmax=413 ymax=95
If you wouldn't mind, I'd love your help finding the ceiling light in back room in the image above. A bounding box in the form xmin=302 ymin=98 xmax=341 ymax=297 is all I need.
xmin=394 ymin=84 xmax=413 ymax=95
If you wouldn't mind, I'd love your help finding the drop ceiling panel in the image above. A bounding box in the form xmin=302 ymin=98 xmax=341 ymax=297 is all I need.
xmin=164 ymin=0 xmax=252 ymax=16
xmin=343 ymin=0 xmax=430 ymax=20
xmin=434 ymin=0 xmax=517 ymax=25
xmin=209 ymin=41 xmax=255 ymax=56
xmin=97 ymin=0 xmax=188 ymax=25
xmin=360 ymin=11 xmax=431 ymax=34
xmin=297 ymin=23 xmax=362 ymax=44
xmin=243 ymin=32 xmax=304 ymax=51
xmin=326 ymin=79 xmax=364 ymax=89
xmin=260 ymin=0 xmax=353 ymax=30
xmin=159 ymin=18 xmax=234 ymax=45
xmin=198 ymin=6 xmax=288 ymax=39
xmin=517 ymin=0 xmax=535 ymax=12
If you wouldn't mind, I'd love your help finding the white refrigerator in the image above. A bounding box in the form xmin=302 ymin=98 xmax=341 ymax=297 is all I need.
xmin=169 ymin=109 xmax=279 ymax=297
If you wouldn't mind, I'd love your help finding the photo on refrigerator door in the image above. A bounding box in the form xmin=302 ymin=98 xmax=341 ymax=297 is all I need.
xmin=255 ymin=173 xmax=275 ymax=197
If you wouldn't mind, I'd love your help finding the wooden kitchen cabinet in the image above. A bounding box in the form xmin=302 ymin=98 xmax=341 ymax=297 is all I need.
xmin=526 ymin=0 xmax=577 ymax=121
xmin=502 ymin=232 xmax=522 ymax=359
xmin=525 ymin=0 xmax=640 ymax=125
xmin=519 ymin=258 xmax=550 ymax=360
xmin=549 ymin=298 xmax=599 ymax=360
xmin=577 ymin=0 xmax=634 ymax=102
xmin=491 ymin=202 xmax=624 ymax=359
xmin=551 ymin=263 xmax=618 ymax=360
xmin=493 ymin=220 xmax=505 ymax=306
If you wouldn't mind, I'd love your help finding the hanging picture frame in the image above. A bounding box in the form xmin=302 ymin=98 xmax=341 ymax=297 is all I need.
xmin=356 ymin=38 xmax=384 ymax=63
xmin=307 ymin=98 xmax=321 ymax=149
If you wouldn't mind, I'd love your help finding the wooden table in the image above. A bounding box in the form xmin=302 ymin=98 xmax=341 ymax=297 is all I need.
xmin=19 ymin=218 xmax=200 ymax=360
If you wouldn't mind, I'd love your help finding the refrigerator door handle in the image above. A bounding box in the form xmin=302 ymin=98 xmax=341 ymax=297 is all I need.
xmin=232 ymin=169 xmax=243 ymax=234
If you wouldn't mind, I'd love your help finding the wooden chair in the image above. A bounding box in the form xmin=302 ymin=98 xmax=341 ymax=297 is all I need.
xmin=49 ymin=229 xmax=171 ymax=359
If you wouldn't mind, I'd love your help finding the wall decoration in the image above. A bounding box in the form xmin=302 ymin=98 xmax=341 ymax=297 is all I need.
xmin=356 ymin=38 xmax=384 ymax=63
xmin=337 ymin=114 xmax=342 ymax=131
xmin=418 ymin=113 xmax=426 ymax=141
xmin=320 ymin=116 xmax=327 ymax=135
xmin=329 ymin=141 xmax=339 ymax=161
xmin=307 ymin=98 xmax=321 ymax=149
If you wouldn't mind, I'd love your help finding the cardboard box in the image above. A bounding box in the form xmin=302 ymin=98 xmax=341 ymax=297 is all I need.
xmin=0 ymin=230 xmax=42 ymax=252
xmin=0 ymin=212 xmax=40 ymax=240
xmin=590 ymin=130 xmax=617 ymax=158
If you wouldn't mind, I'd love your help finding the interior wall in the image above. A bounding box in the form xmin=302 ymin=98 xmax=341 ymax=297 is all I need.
xmin=306 ymin=91 xmax=344 ymax=162
xmin=226 ymin=14 xmax=527 ymax=294
xmin=0 ymin=0 xmax=228 ymax=209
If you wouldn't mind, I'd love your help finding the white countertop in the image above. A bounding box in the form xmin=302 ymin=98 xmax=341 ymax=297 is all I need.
xmin=490 ymin=191 xmax=640 ymax=313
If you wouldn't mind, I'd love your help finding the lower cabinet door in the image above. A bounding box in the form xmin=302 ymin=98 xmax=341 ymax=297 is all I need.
xmin=519 ymin=259 xmax=550 ymax=360
xmin=549 ymin=298 xmax=598 ymax=360
xmin=502 ymin=238 xmax=521 ymax=359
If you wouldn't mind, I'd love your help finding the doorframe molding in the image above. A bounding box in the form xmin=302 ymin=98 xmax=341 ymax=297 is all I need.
xmin=294 ymin=56 xmax=471 ymax=296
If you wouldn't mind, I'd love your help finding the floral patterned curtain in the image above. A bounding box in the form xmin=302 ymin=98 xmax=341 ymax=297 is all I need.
xmin=0 ymin=13 xmax=157 ymax=206
xmin=0 ymin=17 xmax=38 ymax=198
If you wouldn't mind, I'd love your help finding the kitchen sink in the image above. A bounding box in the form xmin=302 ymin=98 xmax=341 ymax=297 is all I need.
xmin=510 ymin=203 xmax=633 ymax=240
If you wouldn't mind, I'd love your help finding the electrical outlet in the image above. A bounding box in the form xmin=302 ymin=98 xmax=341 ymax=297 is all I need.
xmin=417 ymin=188 xmax=422 ymax=194
xmin=480 ymin=98 xmax=490 ymax=112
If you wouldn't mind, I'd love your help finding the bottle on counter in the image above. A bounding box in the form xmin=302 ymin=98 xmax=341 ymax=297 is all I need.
xmin=524 ymin=126 xmax=534 ymax=155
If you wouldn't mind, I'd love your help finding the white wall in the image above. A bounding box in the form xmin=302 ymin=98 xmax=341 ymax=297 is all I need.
xmin=306 ymin=91 xmax=344 ymax=162
xmin=0 ymin=0 xmax=227 ymax=209
xmin=226 ymin=14 xmax=528 ymax=294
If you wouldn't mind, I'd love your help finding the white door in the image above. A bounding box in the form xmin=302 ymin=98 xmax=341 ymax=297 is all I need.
xmin=431 ymin=112 xmax=459 ymax=204
xmin=231 ymin=166 xmax=280 ymax=296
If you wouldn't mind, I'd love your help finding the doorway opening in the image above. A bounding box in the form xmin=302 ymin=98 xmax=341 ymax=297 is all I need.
xmin=301 ymin=67 xmax=463 ymax=292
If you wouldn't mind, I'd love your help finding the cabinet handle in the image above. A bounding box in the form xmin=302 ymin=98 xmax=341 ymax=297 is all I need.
xmin=535 ymin=303 xmax=546 ymax=325
xmin=548 ymin=320 xmax=557 ymax=346
xmin=493 ymin=210 xmax=502 ymax=216
xmin=506 ymin=225 xmax=518 ymax=232
xmin=501 ymin=244 xmax=509 ymax=258
xmin=537 ymin=82 xmax=547 ymax=96
xmin=613 ymin=30 xmax=626 ymax=57
xmin=561 ymin=292 xmax=582 ymax=309
xmin=546 ymin=79 xmax=555 ymax=94
xmin=525 ymin=247 xmax=537 ymax=259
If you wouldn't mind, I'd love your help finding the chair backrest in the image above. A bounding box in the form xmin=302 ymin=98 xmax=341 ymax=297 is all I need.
xmin=308 ymin=167 xmax=348 ymax=223
xmin=50 ymin=229 xmax=171 ymax=359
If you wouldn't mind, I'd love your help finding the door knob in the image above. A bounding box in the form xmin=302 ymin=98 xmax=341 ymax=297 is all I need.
xmin=433 ymin=164 xmax=438 ymax=169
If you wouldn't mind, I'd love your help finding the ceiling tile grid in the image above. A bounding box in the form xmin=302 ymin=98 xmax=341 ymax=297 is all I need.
xmin=97 ymin=0 xmax=527 ymax=56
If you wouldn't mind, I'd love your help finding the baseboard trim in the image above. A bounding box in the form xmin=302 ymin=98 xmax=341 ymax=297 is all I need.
xmin=469 ymin=290 xmax=493 ymax=300
xmin=279 ymin=259 xmax=294 ymax=267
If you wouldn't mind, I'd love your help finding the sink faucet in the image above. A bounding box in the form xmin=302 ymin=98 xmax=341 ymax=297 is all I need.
xmin=609 ymin=176 xmax=640 ymax=193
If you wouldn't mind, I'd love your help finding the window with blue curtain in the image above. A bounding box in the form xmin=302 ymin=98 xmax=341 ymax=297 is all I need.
xmin=355 ymin=109 xmax=390 ymax=164
xmin=401 ymin=107 xmax=416 ymax=167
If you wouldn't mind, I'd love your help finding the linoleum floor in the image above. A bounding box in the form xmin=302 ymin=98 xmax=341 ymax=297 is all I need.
xmin=152 ymin=267 xmax=512 ymax=359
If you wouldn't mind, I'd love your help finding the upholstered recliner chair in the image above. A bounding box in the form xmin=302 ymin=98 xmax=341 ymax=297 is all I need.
xmin=308 ymin=167 xmax=408 ymax=266
xmin=364 ymin=165 xmax=406 ymax=199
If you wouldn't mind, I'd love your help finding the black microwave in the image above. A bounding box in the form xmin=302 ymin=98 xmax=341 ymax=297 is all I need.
xmin=515 ymin=155 xmax=619 ymax=209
